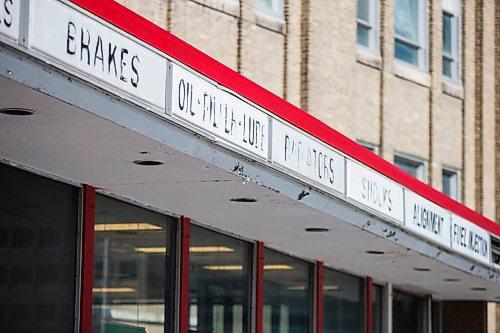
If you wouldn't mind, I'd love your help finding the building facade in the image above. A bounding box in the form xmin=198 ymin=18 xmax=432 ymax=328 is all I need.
xmin=112 ymin=0 xmax=500 ymax=328
xmin=116 ymin=0 xmax=499 ymax=221
xmin=1 ymin=0 xmax=500 ymax=333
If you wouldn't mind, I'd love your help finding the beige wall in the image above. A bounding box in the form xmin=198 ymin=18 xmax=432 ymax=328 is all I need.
xmin=115 ymin=0 xmax=498 ymax=221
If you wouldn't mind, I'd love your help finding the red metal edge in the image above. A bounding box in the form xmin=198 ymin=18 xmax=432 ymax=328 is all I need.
xmin=80 ymin=185 xmax=95 ymax=333
xmin=68 ymin=0 xmax=500 ymax=237
xmin=365 ymin=277 xmax=373 ymax=333
xmin=255 ymin=242 xmax=264 ymax=333
xmin=179 ymin=216 xmax=191 ymax=333
xmin=316 ymin=262 xmax=324 ymax=333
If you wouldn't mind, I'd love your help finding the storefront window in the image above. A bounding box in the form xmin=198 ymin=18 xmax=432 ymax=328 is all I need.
xmin=431 ymin=301 xmax=441 ymax=333
xmin=92 ymin=195 xmax=176 ymax=333
xmin=189 ymin=225 xmax=252 ymax=333
xmin=264 ymin=249 xmax=312 ymax=333
xmin=323 ymin=269 xmax=364 ymax=333
xmin=372 ymin=284 xmax=383 ymax=333
xmin=0 ymin=163 xmax=79 ymax=333
xmin=392 ymin=290 xmax=425 ymax=333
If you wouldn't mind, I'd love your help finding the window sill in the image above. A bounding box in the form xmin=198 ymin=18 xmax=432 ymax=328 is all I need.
xmin=442 ymin=79 xmax=464 ymax=99
xmin=255 ymin=11 xmax=285 ymax=34
xmin=189 ymin=0 xmax=239 ymax=18
xmin=393 ymin=61 xmax=430 ymax=88
xmin=356 ymin=48 xmax=382 ymax=70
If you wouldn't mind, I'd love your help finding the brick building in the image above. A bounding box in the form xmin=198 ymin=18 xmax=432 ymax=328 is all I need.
xmin=114 ymin=0 xmax=500 ymax=331
xmin=1 ymin=0 xmax=500 ymax=332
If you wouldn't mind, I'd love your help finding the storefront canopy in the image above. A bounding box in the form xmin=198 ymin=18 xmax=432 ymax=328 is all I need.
xmin=0 ymin=0 xmax=499 ymax=300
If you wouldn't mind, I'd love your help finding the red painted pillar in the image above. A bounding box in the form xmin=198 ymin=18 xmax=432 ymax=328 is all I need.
xmin=179 ymin=216 xmax=191 ymax=333
xmin=255 ymin=242 xmax=264 ymax=333
xmin=316 ymin=262 xmax=324 ymax=333
xmin=366 ymin=276 xmax=373 ymax=333
xmin=80 ymin=185 xmax=95 ymax=333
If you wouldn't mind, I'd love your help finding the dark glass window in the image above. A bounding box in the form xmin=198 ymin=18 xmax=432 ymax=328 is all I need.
xmin=189 ymin=225 xmax=252 ymax=333
xmin=264 ymin=249 xmax=312 ymax=333
xmin=92 ymin=195 xmax=176 ymax=333
xmin=372 ymin=285 xmax=383 ymax=333
xmin=0 ymin=163 xmax=78 ymax=333
xmin=392 ymin=290 xmax=425 ymax=333
xmin=323 ymin=269 xmax=364 ymax=333
xmin=431 ymin=301 xmax=441 ymax=333
xmin=442 ymin=169 xmax=459 ymax=200
xmin=394 ymin=155 xmax=424 ymax=181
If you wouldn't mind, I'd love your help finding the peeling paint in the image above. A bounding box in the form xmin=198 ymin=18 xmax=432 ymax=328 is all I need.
xmin=386 ymin=231 xmax=396 ymax=238
xmin=297 ymin=190 xmax=310 ymax=201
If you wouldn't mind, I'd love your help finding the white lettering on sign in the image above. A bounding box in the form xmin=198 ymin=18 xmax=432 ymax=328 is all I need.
xmin=0 ymin=0 xmax=19 ymax=41
xmin=170 ymin=63 xmax=268 ymax=159
xmin=272 ymin=120 xmax=345 ymax=194
xmin=404 ymin=190 xmax=451 ymax=248
xmin=346 ymin=160 xmax=404 ymax=224
xmin=451 ymin=214 xmax=491 ymax=265
xmin=29 ymin=0 xmax=167 ymax=111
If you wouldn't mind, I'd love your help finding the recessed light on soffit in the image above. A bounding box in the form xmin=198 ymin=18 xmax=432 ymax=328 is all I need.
xmin=0 ymin=108 xmax=35 ymax=116
xmin=413 ymin=267 xmax=431 ymax=272
xmin=230 ymin=197 xmax=257 ymax=203
xmin=443 ymin=278 xmax=460 ymax=282
xmin=133 ymin=160 xmax=164 ymax=166
xmin=305 ymin=227 xmax=329 ymax=233
xmin=365 ymin=250 xmax=385 ymax=255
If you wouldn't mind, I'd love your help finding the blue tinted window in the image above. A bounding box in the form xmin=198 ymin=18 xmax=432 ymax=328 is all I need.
xmin=395 ymin=41 xmax=419 ymax=66
xmin=264 ymin=249 xmax=311 ymax=333
xmin=323 ymin=269 xmax=364 ymax=333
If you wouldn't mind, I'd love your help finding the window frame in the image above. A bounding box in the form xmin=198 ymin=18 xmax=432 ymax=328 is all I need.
xmin=356 ymin=0 xmax=380 ymax=53
xmin=256 ymin=0 xmax=284 ymax=19
xmin=442 ymin=0 xmax=461 ymax=82
xmin=394 ymin=0 xmax=428 ymax=69
xmin=442 ymin=166 xmax=460 ymax=201
xmin=394 ymin=153 xmax=427 ymax=182
xmin=356 ymin=140 xmax=379 ymax=155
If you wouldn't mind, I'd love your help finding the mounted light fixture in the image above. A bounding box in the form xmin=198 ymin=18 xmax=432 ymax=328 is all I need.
xmin=0 ymin=107 xmax=35 ymax=116
xmin=263 ymin=264 xmax=293 ymax=270
xmin=92 ymin=287 xmax=135 ymax=293
xmin=203 ymin=265 xmax=243 ymax=271
xmin=189 ymin=246 xmax=234 ymax=253
xmin=135 ymin=247 xmax=167 ymax=254
xmin=470 ymin=287 xmax=487 ymax=291
xmin=94 ymin=223 xmax=163 ymax=232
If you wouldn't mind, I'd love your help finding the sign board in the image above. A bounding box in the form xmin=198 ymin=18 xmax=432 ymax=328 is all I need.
xmin=170 ymin=63 xmax=269 ymax=160
xmin=404 ymin=190 xmax=451 ymax=248
xmin=0 ymin=0 xmax=20 ymax=41
xmin=346 ymin=160 xmax=404 ymax=224
xmin=272 ymin=120 xmax=345 ymax=194
xmin=29 ymin=0 xmax=167 ymax=111
xmin=451 ymin=214 xmax=491 ymax=265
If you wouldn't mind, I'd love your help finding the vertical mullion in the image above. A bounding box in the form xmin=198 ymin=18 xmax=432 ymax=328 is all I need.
xmin=80 ymin=185 xmax=95 ymax=333
xmin=179 ymin=216 xmax=191 ymax=333
xmin=316 ymin=262 xmax=324 ymax=333
xmin=255 ymin=242 xmax=264 ymax=333
xmin=366 ymin=277 xmax=373 ymax=333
